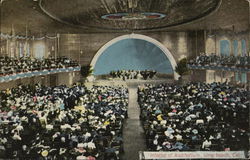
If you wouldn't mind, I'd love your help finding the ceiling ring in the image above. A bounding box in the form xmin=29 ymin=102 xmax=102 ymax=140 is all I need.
xmin=39 ymin=0 xmax=222 ymax=31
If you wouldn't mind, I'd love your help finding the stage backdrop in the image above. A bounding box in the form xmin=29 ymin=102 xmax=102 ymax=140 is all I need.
xmin=93 ymin=39 xmax=174 ymax=75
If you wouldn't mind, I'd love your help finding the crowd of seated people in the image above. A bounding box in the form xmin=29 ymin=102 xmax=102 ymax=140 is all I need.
xmin=0 ymin=56 xmax=79 ymax=76
xmin=0 ymin=83 xmax=128 ymax=159
xmin=109 ymin=70 xmax=157 ymax=80
xmin=138 ymin=82 xmax=249 ymax=152
xmin=188 ymin=53 xmax=250 ymax=69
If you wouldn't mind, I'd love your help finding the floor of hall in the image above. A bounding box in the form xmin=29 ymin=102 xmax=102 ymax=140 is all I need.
xmin=120 ymin=83 xmax=147 ymax=160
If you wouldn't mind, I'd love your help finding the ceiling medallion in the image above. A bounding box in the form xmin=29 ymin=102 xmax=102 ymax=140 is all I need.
xmin=101 ymin=12 xmax=166 ymax=20
xmin=39 ymin=0 xmax=222 ymax=30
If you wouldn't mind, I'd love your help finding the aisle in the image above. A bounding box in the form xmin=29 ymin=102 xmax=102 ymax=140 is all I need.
xmin=121 ymin=86 xmax=146 ymax=160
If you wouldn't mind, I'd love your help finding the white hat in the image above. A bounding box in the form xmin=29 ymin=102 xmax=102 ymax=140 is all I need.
xmin=13 ymin=134 xmax=22 ymax=140
xmin=21 ymin=116 xmax=28 ymax=121
xmin=16 ymin=125 xmax=23 ymax=131
xmin=160 ymin=120 xmax=167 ymax=125
xmin=196 ymin=119 xmax=204 ymax=124
xmin=192 ymin=129 xmax=198 ymax=134
xmin=46 ymin=125 xmax=53 ymax=130
xmin=61 ymin=137 xmax=65 ymax=142
xmin=59 ymin=148 xmax=67 ymax=155
xmin=20 ymin=106 xmax=26 ymax=110
xmin=41 ymin=150 xmax=48 ymax=157
xmin=176 ymin=134 xmax=183 ymax=141
xmin=76 ymin=156 xmax=87 ymax=160
xmin=153 ymin=121 xmax=158 ymax=125
xmin=77 ymin=143 xmax=84 ymax=148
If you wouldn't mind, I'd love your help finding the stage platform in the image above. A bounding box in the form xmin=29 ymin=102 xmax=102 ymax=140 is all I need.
xmin=84 ymin=78 xmax=175 ymax=88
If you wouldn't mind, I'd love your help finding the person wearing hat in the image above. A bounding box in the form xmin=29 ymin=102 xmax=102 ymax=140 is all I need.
xmin=138 ymin=82 xmax=249 ymax=152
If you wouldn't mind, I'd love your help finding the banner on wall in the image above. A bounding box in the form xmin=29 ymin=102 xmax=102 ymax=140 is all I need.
xmin=0 ymin=33 xmax=57 ymax=40
xmin=139 ymin=151 xmax=247 ymax=159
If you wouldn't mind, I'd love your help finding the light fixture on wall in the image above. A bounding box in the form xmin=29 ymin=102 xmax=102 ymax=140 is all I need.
xmin=0 ymin=0 xmax=6 ymax=4
xmin=78 ymin=50 xmax=83 ymax=64
xmin=207 ymin=25 xmax=215 ymax=38
xmin=232 ymin=25 xmax=235 ymax=32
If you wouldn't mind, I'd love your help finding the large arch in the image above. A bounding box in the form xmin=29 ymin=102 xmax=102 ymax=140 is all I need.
xmin=90 ymin=34 xmax=178 ymax=79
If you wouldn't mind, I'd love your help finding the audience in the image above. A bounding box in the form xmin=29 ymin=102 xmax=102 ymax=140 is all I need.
xmin=0 ymin=83 xmax=128 ymax=159
xmin=138 ymin=82 xmax=249 ymax=152
xmin=0 ymin=56 xmax=79 ymax=76
xmin=188 ymin=53 xmax=250 ymax=69
xmin=1 ymin=52 xmax=249 ymax=159
xmin=110 ymin=70 xmax=157 ymax=80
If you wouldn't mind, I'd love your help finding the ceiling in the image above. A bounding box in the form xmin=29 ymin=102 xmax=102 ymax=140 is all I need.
xmin=0 ymin=0 xmax=249 ymax=35
xmin=39 ymin=0 xmax=220 ymax=30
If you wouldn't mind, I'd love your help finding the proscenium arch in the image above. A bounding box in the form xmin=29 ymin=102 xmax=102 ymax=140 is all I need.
xmin=90 ymin=34 xmax=179 ymax=80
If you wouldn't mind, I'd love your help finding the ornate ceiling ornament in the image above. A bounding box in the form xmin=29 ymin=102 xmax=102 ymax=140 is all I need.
xmin=39 ymin=0 xmax=222 ymax=31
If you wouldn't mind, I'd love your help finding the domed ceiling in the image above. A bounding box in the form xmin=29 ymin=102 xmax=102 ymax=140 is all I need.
xmin=1 ymin=0 xmax=248 ymax=34
xmin=39 ymin=0 xmax=221 ymax=31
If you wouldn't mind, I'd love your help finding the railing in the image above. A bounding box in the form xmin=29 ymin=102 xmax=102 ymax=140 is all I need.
xmin=188 ymin=64 xmax=250 ymax=72
xmin=0 ymin=67 xmax=80 ymax=83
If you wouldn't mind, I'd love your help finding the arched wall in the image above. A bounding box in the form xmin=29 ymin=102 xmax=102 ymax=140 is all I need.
xmin=90 ymin=34 xmax=178 ymax=79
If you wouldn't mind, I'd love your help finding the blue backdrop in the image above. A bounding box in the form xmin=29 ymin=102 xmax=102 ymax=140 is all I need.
xmin=93 ymin=39 xmax=173 ymax=75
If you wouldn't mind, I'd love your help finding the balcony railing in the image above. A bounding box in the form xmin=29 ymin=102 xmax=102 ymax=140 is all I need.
xmin=188 ymin=64 xmax=250 ymax=72
xmin=0 ymin=66 xmax=80 ymax=83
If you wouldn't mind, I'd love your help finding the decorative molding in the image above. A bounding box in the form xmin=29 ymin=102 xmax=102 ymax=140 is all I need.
xmin=0 ymin=67 xmax=80 ymax=83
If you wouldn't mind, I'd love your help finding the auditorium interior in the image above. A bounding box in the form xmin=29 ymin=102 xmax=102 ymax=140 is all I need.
xmin=0 ymin=0 xmax=249 ymax=159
